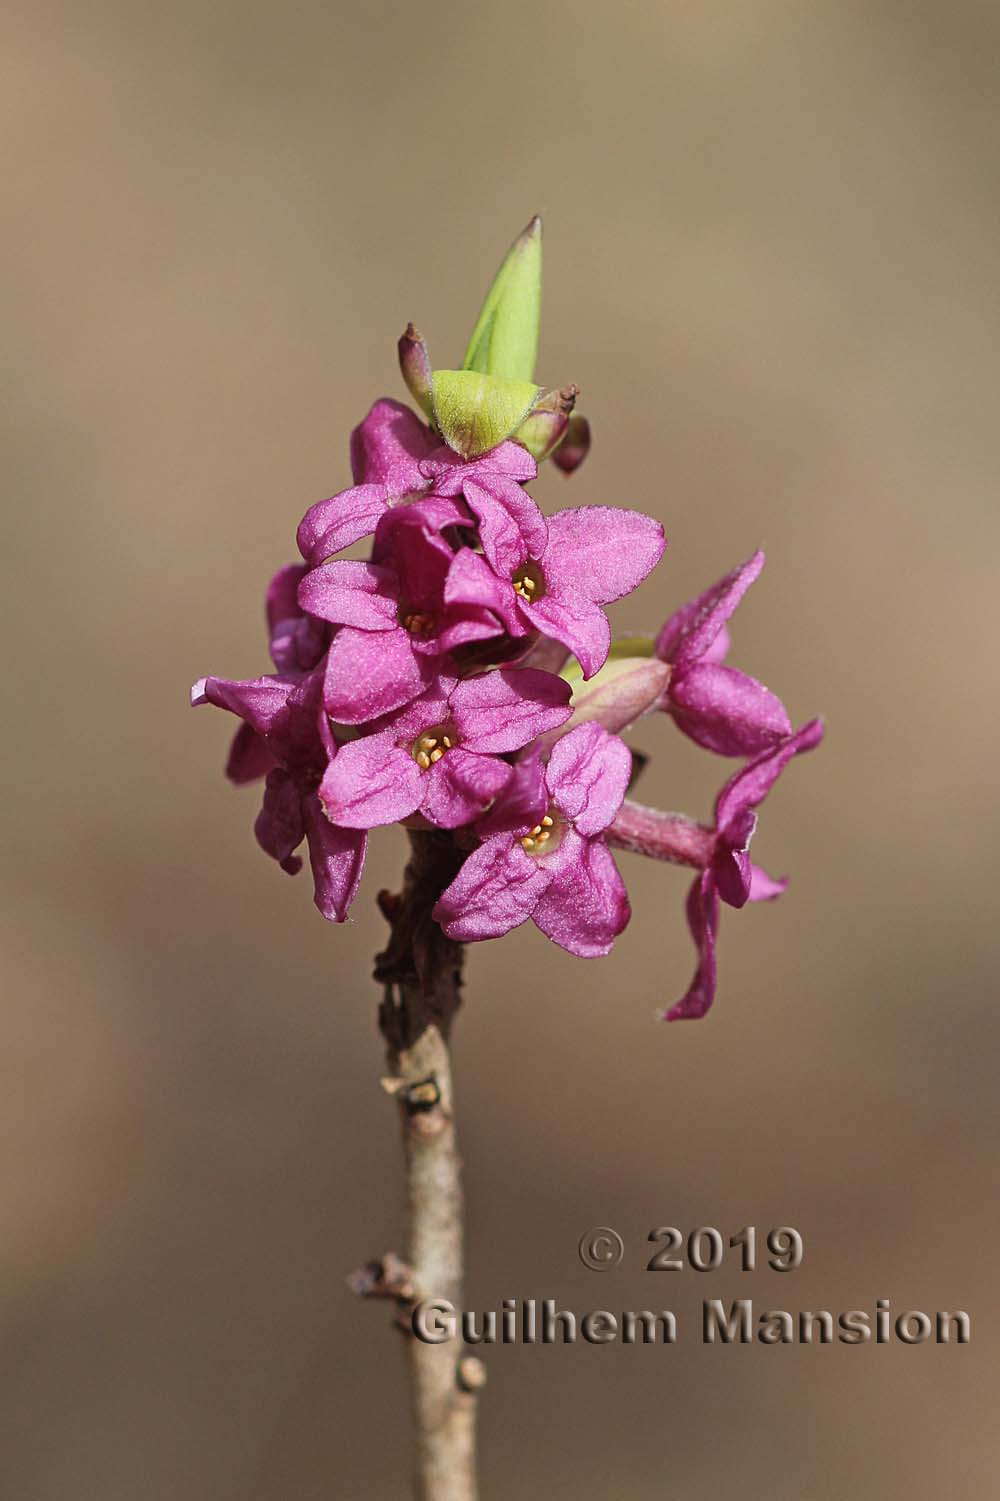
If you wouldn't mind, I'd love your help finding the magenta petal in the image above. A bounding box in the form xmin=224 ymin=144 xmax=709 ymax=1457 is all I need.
xmin=664 ymin=872 xmax=719 ymax=1021
xmin=296 ymin=485 xmax=390 ymax=567
xmin=749 ymin=863 xmax=788 ymax=901
xmin=703 ymin=623 xmax=731 ymax=666
xmin=318 ymin=733 xmax=422 ymax=829
xmin=713 ymin=838 xmax=755 ymax=910
xmin=445 ymin=548 xmax=526 ymax=637
xmin=432 ymin=834 xmax=552 ymax=942
xmin=192 ymin=674 xmax=296 ymax=738
xmin=225 ymin=724 xmax=275 ymax=784
xmin=532 ymin=830 xmax=630 ymax=957
xmin=475 ymin=748 xmax=548 ymax=836
xmin=266 ymin=564 xmax=307 ymax=634
xmin=422 ymin=439 xmax=537 ymax=489
xmin=463 ymin=477 xmax=545 ymax=577
xmin=301 ymin=793 xmax=367 ymax=921
xmin=254 ymin=769 xmax=305 ymax=869
xmin=323 ymin=626 xmax=432 ymax=723
xmin=656 ymin=551 xmax=764 ymax=670
xmin=545 ymin=722 xmax=632 ymax=836
xmin=350 ymin=398 xmax=438 ymax=488
xmin=715 ymin=718 xmax=824 ymax=833
xmin=421 ymin=749 xmax=513 ymax=828
xmin=541 ymin=507 xmax=665 ymax=604
xmin=528 ymin=592 xmax=610 ymax=679
xmin=451 ymin=668 xmax=571 ymax=753
xmin=669 ymin=662 xmax=792 ymax=756
xmin=434 ymin=608 xmax=506 ymax=654
xmin=297 ymin=561 xmax=398 ymax=630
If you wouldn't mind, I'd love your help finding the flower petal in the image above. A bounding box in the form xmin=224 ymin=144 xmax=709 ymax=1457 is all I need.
xmin=432 ymin=833 xmax=552 ymax=942
xmin=421 ymin=748 xmax=513 ymax=828
xmin=421 ymin=439 xmax=537 ymax=489
xmin=463 ymin=477 xmax=544 ymax=577
xmin=301 ymin=792 xmax=367 ymax=921
xmin=297 ymin=561 xmax=398 ymax=630
xmin=349 ymin=397 xmax=438 ymax=488
xmin=450 ymin=667 xmax=571 ymax=754
xmin=532 ymin=830 xmax=630 ymax=957
xmin=475 ymin=747 xmax=547 ymax=836
xmin=266 ymin=564 xmax=307 ymax=634
xmin=544 ymin=722 xmax=632 ymax=836
xmin=663 ymin=871 xmax=720 ymax=1021
xmin=192 ymin=673 xmax=297 ymax=739
xmin=669 ymin=662 xmax=792 ymax=757
xmin=323 ymin=625 xmax=432 ymax=723
xmin=225 ymin=723 xmax=275 ymax=785
xmin=318 ymin=732 xmax=422 ymax=829
xmin=541 ymin=507 xmax=665 ymax=604
xmin=528 ymin=591 xmax=610 ymax=679
xmin=296 ymin=484 xmax=390 ymax=567
xmin=715 ymin=718 xmax=825 ymax=834
xmin=445 ymin=547 xmax=525 ymax=637
xmin=254 ymin=768 xmax=305 ymax=870
xmin=655 ymin=551 xmax=764 ymax=670
xmin=749 ymin=863 xmax=788 ymax=901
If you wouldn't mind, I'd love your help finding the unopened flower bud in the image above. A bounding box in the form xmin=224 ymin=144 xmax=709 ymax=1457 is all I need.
xmin=539 ymin=646 xmax=669 ymax=752
xmin=515 ymin=384 xmax=578 ymax=463
xmin=397 ymin=323 xmax=435 ymax=422
xmin=552 ymin=414 xmax=591 ymax=475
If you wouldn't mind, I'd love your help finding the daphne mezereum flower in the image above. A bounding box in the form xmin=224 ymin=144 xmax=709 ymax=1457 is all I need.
xmin=296 ymin=399 xmax=440 ymax=566
xmin=444 ymin=506 xmax=666 ymax=679
xmin=319 ymin=667 xmax=572 ymax=831
xmin=654 ymin=550 xmax=792 ymax=756
xmin=299 ymin=501 xmax=504 ymax=723
xmin=419 ymin=440 xmax=547 ymax=577
xmin=191 ymin=664 xmax=366 ymax=921
xmin=607 ymin=719 xmax=823 ymax=1017
xmin=433 ymin=722 xmax=632 ymax=957
xmin=194 ymin=216 xmax=824 ymax=1018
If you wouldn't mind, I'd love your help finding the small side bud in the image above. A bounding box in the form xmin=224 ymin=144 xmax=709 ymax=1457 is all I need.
xmin=514 ymin=384 xmax=578 ymax=462
xmin=552 ymin=414 xmax=591 ymax=475
xmin=432 ymin=369 xmax=540 ymax=459
xmin=462 ymin=216 xmax=543 ymax=382
xmin=397 ymin=323 xmax=435 ymax=422
xmin=539 ymin=648 xmax=669 ymax=751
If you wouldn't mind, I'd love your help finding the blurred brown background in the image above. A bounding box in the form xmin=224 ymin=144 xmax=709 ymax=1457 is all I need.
xmin=2 ymin=1 xmax=997 ymax=1496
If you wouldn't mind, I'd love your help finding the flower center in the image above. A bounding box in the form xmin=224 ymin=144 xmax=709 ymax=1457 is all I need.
xmin=512 ymin=560 xmax=545 ymax=603
xmin=411 ymin=726 xmax=455 ymax=770
xmin=400 ymin=608 xmax=435 ymax=635
xmin=520 ymin=812 xmax=555 ymax=854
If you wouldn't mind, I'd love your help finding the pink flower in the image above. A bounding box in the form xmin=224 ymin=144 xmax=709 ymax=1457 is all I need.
xmin=299 ymin=503 xmax=504 ymax=723
xmin=296 ymin=399 xmax=440 ymax=566
xmin=319 ymin=667 xmax=572 ymax=830
xmin=654 ymin=551 xmax=792 ymax=756
xmin=419 ymin=440 xmax=547 ymax=577
xmin=607 ymin=719 xmax=824 ymax=1017
xmin=444 ymin=506 xmax=665 ymax=679
xmin=433 ymin=722 xmax=632 ymax=957
xmin=191 ymin=664 xmax=366 ymax=922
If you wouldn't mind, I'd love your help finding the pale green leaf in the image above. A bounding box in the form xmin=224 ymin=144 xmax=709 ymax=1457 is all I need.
xmin=462 ymin=217 xmax=543 ymax=382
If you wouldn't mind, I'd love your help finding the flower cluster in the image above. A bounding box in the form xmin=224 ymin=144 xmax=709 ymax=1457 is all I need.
xmin=194 ymin=226 xmax=822 ymax=1018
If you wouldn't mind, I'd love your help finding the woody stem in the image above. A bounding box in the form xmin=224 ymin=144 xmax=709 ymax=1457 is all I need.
xmin=373 ymin=831 xmax=481 ymax=1500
